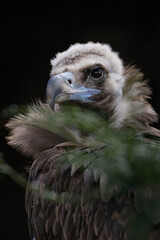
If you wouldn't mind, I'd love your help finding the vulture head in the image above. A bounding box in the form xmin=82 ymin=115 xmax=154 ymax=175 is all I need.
xmin=47 ymin=43 xmax=123 ymax=110
xmin=46 ymin=42 xmax=158 ymax=131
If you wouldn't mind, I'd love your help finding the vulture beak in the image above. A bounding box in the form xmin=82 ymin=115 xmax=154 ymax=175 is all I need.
xmin=46 ymin=72 xmax=101 ymax=109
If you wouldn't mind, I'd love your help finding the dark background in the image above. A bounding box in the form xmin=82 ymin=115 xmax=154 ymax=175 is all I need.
xmin=1 ymin=2 xmax=160 ymax=240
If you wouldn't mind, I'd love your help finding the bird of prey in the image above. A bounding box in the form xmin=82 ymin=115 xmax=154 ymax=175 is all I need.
xmin=6 ymin=42 xmax=160 ymax=240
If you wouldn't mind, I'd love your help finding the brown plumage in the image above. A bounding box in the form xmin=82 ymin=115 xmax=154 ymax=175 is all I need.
xmin=6 ymin=42 xmax=160 ymax=240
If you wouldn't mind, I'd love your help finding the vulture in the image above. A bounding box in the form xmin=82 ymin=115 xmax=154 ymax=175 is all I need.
xmin=6 ymin=42 xmax=160 ymax=240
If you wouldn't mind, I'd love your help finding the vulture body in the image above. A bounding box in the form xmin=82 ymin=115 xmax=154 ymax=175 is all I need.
xmin=6 ymin=42 xmax=160 ymax=240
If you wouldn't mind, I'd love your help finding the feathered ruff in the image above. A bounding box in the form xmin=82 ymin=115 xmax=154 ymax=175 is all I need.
xmin=6 ymin=102 xmax=66 ymax=157
xmin=109 ymin=66 xmax=159 ymax=130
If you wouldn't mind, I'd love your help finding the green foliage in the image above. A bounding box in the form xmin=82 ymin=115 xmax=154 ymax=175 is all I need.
xmin=0 ymin=104 xmax=26 ymax=120
xmin=1 ymin=103 xmax=160 ymax=239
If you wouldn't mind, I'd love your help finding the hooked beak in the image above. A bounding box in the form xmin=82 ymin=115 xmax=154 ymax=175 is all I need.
xmin=46 ymin=72 xmax=101 ymax=109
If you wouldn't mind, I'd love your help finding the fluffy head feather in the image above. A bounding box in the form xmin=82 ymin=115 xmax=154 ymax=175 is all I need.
xmin=51 ymin=42 xmax=124 ymax=92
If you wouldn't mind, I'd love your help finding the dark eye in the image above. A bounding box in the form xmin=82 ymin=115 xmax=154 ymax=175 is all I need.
xmin=90 ymin=67 xmax=104 ymax=80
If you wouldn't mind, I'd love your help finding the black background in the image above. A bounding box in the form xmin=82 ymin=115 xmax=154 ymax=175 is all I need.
xmin=1 ymin=2 xmax=160 ymax=240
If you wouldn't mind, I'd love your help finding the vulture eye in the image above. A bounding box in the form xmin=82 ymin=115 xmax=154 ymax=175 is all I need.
xmin=90 ymin=67 xmax=105 ymax=81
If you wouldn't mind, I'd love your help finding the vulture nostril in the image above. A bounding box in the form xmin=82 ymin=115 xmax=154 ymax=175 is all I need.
xmin=68 ymin=79 xmax=72 ymax=85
